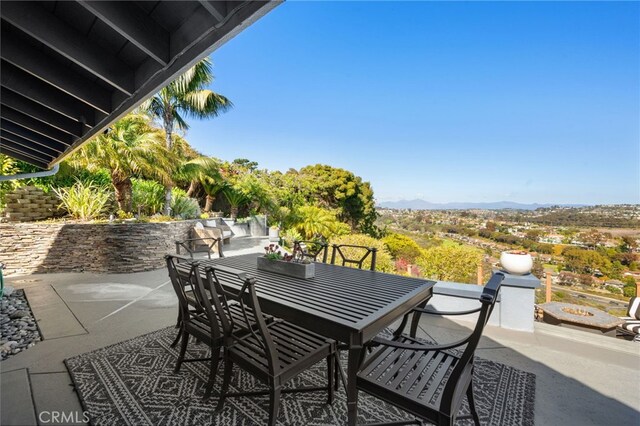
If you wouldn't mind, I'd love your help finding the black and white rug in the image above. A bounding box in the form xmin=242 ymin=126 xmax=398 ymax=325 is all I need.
xmin=65 ymin=327 xmax=535 ymax=425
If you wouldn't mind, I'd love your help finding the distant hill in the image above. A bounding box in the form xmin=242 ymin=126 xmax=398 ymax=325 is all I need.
xmin=377 ymin=199 xmax=583 ymax=210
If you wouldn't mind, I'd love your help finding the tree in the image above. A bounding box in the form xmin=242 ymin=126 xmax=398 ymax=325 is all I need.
xmin=294 ymin=165 xmax=379 ymax=236
xmin=416 ymin=243 xmax=483 ymax=284
xmin=383 ymin=233 xmax=422 ymax=263
xmin=69 ymin=114 xmax=173 ymax=212
xmin=141 ymin=58 xmax=232 ymax=214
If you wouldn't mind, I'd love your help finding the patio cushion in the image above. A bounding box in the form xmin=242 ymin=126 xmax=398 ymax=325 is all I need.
xmin=620 ymin=322 xmax=640 ymax=334
xmin=627 ymin=297 xmax=640 ymax=320
xmin=194 ymin=222 xmax=205 ymax=229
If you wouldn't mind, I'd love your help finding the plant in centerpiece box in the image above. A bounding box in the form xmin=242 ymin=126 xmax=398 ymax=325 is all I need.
xmin=258 ymin=244 xmax=315 ymax=279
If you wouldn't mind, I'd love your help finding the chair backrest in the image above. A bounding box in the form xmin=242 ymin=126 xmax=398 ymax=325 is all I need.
xmin=165 ymin=255 xmax=223 ymax=342
xmin=294 ymin=240 xmax=329 ymax=263
xmin=440 ymin=271 xmax=505 ymax=416
xmin=204 ymin=265 xmax=280 ymax=376
xmin=330 ymin=244 xmax=377 ymax=271
xmin=627 ymin=297 xmax=640 ymax=320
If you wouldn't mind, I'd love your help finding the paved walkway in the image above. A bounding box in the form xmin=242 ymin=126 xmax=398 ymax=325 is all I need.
xmin=1 ymin=236 xmax=639 ymax=425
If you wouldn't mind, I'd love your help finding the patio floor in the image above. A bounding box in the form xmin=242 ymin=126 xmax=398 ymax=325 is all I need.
xmin=1 ymin=236 xmax=639 ymax=425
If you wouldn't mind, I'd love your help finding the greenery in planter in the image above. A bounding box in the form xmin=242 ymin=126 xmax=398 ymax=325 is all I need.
xmin=69 ymin=114 xmax=173 ymax=213
xmin=132 ymin=179 xmax=165 ymax=216
xmin=53 ymin=180 xmax=111 ymax=220
xmin=170 ymin=191 xmax=200 ymax=219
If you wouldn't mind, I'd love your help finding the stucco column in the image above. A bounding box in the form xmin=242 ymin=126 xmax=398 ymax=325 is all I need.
xmin=498 ymin=271 xmax=542 ymax=332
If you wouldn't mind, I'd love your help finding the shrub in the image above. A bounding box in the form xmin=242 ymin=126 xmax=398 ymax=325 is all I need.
xmin=383 ymin=233 xmax=422 ymax=263
xmin=132 ymin=179 xmax=164 ymax=215
xmin=53 ymin=179 xmax=110 ymax=220
xmin=416 ymin=243 xmax=482 ymax=284
xmin=605 ymin=285 xmax=622 ymax=295
xmin=280 ymin=228 xmax=304 ymax=249
xmin=329 ymin=234 xmax=394 ymax=273
xmin=171 ymin=194 xmax=200 ymax=219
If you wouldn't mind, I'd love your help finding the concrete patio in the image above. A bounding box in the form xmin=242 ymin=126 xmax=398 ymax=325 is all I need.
xmin=1 ymin=236 xmax=639 ymax=425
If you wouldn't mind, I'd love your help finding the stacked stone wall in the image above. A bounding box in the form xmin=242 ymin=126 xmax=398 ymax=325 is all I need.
xmin=3 ymin=186 xmax=60 ymax=222
xmin=0 ymin=220 xmax=197 ymax=276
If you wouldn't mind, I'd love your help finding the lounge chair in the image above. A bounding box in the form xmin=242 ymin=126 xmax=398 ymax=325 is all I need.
xmin=617 ymin=297 xmax=640 ymax=342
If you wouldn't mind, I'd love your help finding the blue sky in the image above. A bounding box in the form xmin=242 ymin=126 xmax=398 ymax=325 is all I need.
xmin=185 ymin=1 xmax=639 ymax=205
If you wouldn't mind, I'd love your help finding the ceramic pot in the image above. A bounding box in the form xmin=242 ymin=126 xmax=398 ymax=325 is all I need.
xmin=500 ymin=251 xmax=533 ymax=275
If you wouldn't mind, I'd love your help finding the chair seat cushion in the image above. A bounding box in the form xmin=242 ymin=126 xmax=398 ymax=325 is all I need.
xmin=357 ymin=334 xmax=461 ymax=410
xmin=619 ymin=321 xmax=640 ymax=334
xmin=230 ymin=319 xmax=334 ymax=378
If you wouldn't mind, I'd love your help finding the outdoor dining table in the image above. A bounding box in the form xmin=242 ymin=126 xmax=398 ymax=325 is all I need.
xmin=191 ymin=252 xmax=435 ymax=426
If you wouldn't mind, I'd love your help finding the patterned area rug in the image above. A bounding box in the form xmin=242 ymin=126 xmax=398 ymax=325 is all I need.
xmin=65 ymin=327 xmax=535 ymax=425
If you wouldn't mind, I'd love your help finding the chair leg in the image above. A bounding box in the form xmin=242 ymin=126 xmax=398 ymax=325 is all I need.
xmin=467 ymin=382 xmax=480 ymax=426
xmin=334 ymin=352 xmax=341 ymax=391
xmin=204 ymin=347 xmax=221 ymax=400
xmin=170 ymin=311 xmax=183 ymax=348
xmin=216 ymin=351 xmax=233 ymax=412
xmin=268 ymin=386 xmax=282 ymax=426
xmin=326 ymin=354 xmax=335 ymax=404
xmin=174 ymin=330 xmax=189 ymax=373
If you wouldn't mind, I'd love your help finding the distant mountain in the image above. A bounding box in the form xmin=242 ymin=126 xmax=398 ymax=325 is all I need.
xmin=376 ymin=199 xmax=582 ymax=210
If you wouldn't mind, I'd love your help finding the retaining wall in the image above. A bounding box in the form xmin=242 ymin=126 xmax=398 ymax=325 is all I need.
xmin=3 ymin=186 xmax=60 ymax=222
xmin=0 ymin=220 xmax=198 ymax=276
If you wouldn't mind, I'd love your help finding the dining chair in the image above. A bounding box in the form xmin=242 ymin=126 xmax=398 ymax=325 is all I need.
xmin=167 ymin=254 xmax=273 ymax=348
xmin=355 ymin=272 xmax=505 ymax=426
xmin=165 ymin=255 xmax=273 ymax=398
xmin=205 ymin=265 xmax=337 ymax=426
xmin=331 ymin=243 xmax=377 ymax=271
xmin=294 ymin=240 xmax=329 ymax=263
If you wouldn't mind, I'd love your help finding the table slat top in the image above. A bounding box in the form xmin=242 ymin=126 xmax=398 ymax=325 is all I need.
xmin=190 ymin=253 xmax=434 ymax=332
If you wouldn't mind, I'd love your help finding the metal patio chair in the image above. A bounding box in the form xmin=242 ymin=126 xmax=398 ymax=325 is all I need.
xmin=331 ymin=243 xmax=377 ymax=271
xmin=165 ymin=255 xmax=273 ymax=398
xmin=355 ymin=272 xmax=505 ymax=426
xmin=205 ymin=265 xmax=337 ymax=426
xmin=294 ymin=240 xmax=329 ymax=263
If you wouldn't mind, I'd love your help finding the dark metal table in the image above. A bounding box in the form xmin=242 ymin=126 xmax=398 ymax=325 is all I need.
xmin=193 ymin=253 xmax=435 ymax=425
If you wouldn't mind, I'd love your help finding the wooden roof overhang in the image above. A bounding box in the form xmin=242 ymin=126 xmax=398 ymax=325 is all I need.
xmin=0 ymin=0 xmax=281 ymax=168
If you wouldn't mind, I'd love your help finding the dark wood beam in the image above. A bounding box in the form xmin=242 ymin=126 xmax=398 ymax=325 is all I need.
xmin=1 ymin=1 xmax=135 ymax=95
xmin=0 ymin=27 xmax=112 ymax=114
xmin=0 ymin=88 xmax=85 ymax=138
xmin=79 ymin=1 xmax=170 ymax=66
xmin=0 ymin=141 xmax=52 ymax=167
xmin=198 ymin=1 xmax=227 ymax=21
xmin=1 ymin=106 xmax=77 ymax=146
xmin=1 ymin=132 xmax=61 ymax=158
xmin=1 ymin=62 xmax=100 ymax=127
xmin=1 ymin=119 xmax=69 ymax=153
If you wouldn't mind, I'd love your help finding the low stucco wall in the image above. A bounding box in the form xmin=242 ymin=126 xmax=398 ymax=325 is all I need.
xmin=0 ymin=220 xmax=199 ymax=276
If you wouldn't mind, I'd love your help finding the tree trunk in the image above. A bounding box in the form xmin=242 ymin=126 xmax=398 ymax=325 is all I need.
xmin=113 ymin=178 xmax=133 ymax=213
xmin=230 ymin=204 xmax=239 ymax=220
xmin=204 ymin=194 xmax=215 ymax=212
xmin=186 ymin=179 xmax=198 ymax=197
xmin=163 ymin=115 xmax=174 ymax=215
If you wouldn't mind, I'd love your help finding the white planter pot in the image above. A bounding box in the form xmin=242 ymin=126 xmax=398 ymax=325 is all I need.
xmin=268 ymin=228 xmax=280 ymax=242
xmin=500 ymin=251 xmax=533 ymax=275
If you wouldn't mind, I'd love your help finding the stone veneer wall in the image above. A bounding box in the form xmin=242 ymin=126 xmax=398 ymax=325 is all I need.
xmin=3 ymin=186 xmax=60 ymax=222
xmin=0 ymin=220 xmax=198 ymax=276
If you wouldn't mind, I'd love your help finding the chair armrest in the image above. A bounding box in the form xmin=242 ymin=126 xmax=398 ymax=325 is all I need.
xmin=370 ymin=334 xmax=470 ymax=352
xmin=412 ymin=305 xmax=483 ymax=316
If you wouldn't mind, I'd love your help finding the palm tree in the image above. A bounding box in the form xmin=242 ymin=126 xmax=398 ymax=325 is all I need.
xmin=141 ymin=58 xmax=232 ymax=214
xmin=69 ymin=114 xmax=174 ymax=213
